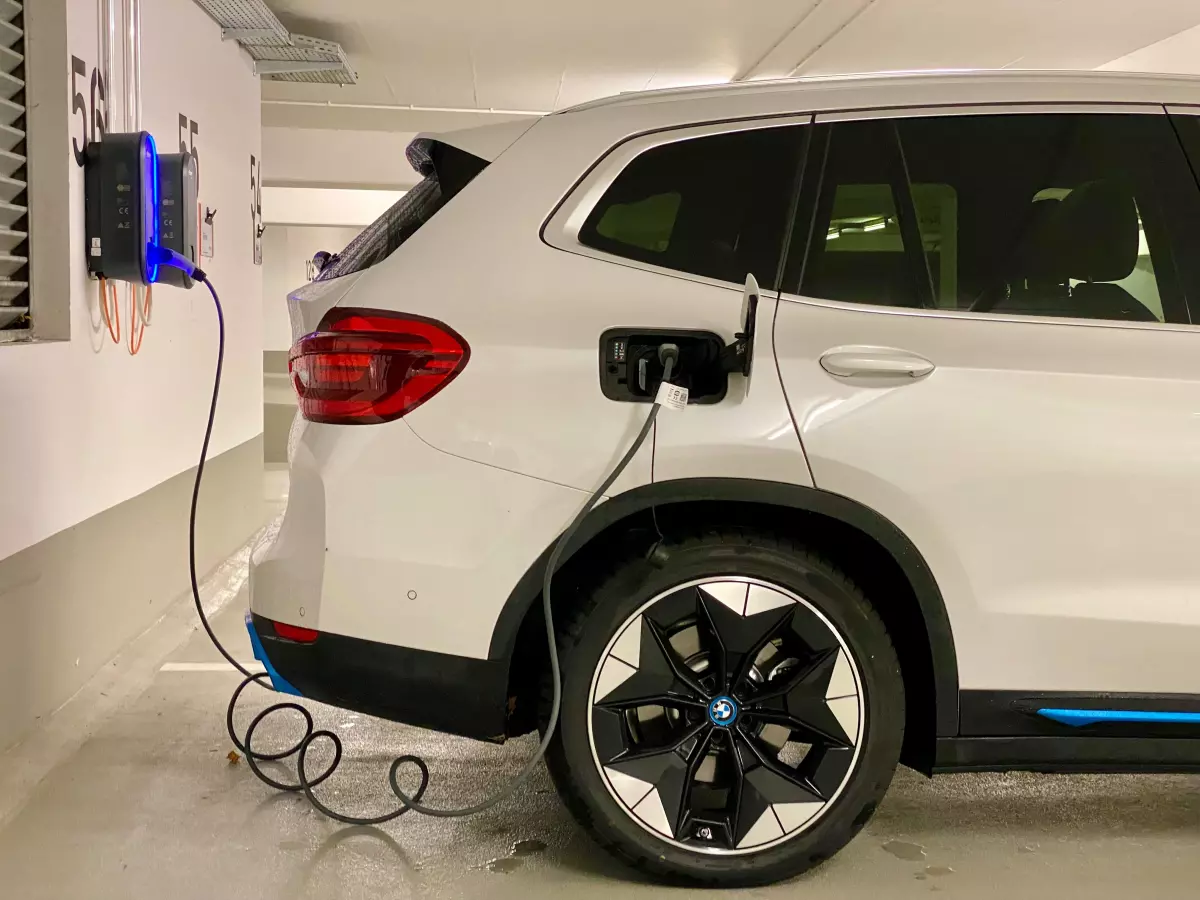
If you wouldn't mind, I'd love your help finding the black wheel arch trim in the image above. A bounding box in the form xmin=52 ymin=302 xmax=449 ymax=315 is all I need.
xmin=488 ymin=477 xmax=960 ymax=737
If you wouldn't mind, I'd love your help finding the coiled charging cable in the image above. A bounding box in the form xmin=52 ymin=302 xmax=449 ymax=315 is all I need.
xmin=187 ymin=271 xmax=677 ymax=823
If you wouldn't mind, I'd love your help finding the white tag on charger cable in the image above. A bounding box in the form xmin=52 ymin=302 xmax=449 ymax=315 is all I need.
xmin=655 ymin=382 xmax=689 ymax=411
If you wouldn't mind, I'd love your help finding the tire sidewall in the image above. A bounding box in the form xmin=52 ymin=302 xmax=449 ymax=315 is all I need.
xmin=552 ymin=537 xmax=904 ymax=884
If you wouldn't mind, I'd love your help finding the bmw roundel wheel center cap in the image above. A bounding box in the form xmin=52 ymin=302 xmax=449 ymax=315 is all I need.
xmin=707 ymin=695 xmax=739 ymax=727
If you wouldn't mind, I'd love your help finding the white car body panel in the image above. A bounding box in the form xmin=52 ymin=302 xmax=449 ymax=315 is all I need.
xmin=652 ymin=294 xmax=813 ymax=487
xmin=252 ymin=418 xmax=589 ymax=657
xmin=251 ymin=69 xmax=1200 ymax=699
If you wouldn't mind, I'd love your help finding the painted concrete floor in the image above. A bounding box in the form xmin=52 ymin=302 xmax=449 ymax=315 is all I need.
xmin=3 ymin=520 xmax=1200 ymax=897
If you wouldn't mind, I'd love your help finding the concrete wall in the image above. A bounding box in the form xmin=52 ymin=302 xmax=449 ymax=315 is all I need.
xmin=0 ymin=0 xmax=266 ymax=750
xmin=262 ymin=127 xmax=418 ymax=190
xmin=0 ymin=436 xmax=265 ymax=752
xmin=261 ymin=186 xmax=404 ymax=229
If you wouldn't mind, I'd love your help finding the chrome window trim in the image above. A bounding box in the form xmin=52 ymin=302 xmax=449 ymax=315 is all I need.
xmin=815 ymin=102 xmax=1166 ymax=124
xmin=542 ymin=114 xmax=813 ymax=290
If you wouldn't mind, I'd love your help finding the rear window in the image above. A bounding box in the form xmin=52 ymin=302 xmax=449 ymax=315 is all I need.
xmin=316 ymin=139 xmax=488 ymax=282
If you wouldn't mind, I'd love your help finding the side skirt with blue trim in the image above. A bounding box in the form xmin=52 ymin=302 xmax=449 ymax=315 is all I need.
xmin=934 ymin=690 xmax=1200 ymax=774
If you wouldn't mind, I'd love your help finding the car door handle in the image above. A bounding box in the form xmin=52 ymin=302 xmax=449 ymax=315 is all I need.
xmin=820 ymin=347 xmax=935 ymax=379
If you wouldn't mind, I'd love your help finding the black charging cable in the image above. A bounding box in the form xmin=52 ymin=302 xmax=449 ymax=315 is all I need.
xmin=187 ymin=274 xmax=679 ymax=823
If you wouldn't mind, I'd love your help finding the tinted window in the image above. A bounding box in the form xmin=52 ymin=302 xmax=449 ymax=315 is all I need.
xmin=795 ymin=124 xmax=925 ymax=308
xmin=580 ymin=126 xmax=805 ymax=290
xmin=791 ymin=114 xmax=1197 ymax=324
xmin=1170 ymin=110 xmax=1200 ymax=180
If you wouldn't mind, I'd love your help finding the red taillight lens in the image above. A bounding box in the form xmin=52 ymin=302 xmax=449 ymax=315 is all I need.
xmin=272 ymin=621 xmax=319 ymax=643
xmin=289 ymin=309 xmax=470 ymax=424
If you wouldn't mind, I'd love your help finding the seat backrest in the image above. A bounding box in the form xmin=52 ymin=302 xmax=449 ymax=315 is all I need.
xmin=992 ymin=197 xmax=1072 ymax=315
xmin=995 ymin=180 xmax=1153 ymax=321
xmin=1057 ymin=180 xmax=1154 ymax=321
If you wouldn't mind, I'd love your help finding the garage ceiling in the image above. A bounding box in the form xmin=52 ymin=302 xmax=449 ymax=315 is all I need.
xmin=258 ymin=0 xmax=1200 ymax=131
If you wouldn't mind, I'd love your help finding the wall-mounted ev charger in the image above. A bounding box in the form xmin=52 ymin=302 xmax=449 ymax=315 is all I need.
xmin=156 ymin=151 xmax=199 ymax=289
xmin=84 ymin=133 xmax=200 ymax=288
xmin=85 ymin=131 xmax=161 ymax=286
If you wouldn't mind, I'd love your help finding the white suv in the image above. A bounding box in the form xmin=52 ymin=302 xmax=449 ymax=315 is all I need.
xmin=250 ymin=71 xmax=1200 ymax=885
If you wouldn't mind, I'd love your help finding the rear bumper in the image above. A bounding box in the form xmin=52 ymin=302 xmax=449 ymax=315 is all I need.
xmin=248 ymin=612 xmax=510 ymax=741
xmin=249 ymin=417 xmax=588 ymax=658
xmin=248 ymin=415 xmax=588 ymax=738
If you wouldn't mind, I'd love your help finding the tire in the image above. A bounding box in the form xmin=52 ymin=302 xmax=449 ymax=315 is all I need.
xmin=544 ymin=528 xmax=904 ymax=887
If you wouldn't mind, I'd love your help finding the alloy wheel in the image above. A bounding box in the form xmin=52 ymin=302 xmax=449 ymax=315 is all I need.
xmin=587 ymin=577 xmax=864 ymax=854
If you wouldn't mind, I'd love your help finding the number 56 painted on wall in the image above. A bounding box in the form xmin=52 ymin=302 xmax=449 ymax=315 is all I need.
xmin=70 ymin=55 xmax=107 ymax=167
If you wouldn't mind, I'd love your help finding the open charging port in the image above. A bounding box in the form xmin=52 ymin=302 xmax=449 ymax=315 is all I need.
xmin=599 ymin=328 xmax=728 ymax=404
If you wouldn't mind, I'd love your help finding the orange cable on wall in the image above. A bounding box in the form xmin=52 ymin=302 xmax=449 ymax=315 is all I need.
xmin=98 ymin=276 xmax=120 ymax=344
xmin=128 ymin=284 xmax=151 ymax=355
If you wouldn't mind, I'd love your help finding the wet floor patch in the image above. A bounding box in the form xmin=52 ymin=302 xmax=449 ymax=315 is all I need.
xmin=511 ymin=840 xmax=547 ymax=857
xmin=924 ymin=865 xmax=955 ymax=877
xmin=485 ymin=858 xmax=523 ymax=874
xmin=882 ymin=840 xmax=927 ymax=861
xmin=480 ymin=838 xmax=547 ymax=873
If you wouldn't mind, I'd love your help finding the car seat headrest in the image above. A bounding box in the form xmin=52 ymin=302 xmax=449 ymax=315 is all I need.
xmin=1054 ymin=180 xmax=1139 ymax=283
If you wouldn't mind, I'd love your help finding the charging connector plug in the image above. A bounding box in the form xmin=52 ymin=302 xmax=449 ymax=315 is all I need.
xmin=147 ymin=244 xmax=207 ymax=284
xmin=657 ymin=342 xmax=680 ymax=377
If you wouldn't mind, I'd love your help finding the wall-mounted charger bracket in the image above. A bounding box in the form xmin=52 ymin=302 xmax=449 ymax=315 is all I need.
xmin=85 ymin=131 xmax=160 ymax=285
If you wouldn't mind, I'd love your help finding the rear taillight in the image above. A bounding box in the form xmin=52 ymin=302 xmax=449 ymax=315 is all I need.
xmin=289 ymin=308 xmax=470 ymax=424
xmin=272 ymin=621 xmax=319 ymax=643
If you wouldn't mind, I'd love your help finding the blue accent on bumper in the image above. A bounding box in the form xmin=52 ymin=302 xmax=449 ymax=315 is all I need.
xmin=1038 ymin=708 xmax=1200 ymax=727
xmin=245 ymin=611 xmax=302 ymax=696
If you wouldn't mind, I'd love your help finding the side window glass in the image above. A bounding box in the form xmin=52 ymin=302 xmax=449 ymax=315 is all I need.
xmin=579 ymin=126 xmax=804 ymax=290
xmin=825 ymin=184 xmax=904 ymax=297
xmin=1165 ymin=110 xmax=1200 ymax=323
xmin=909 ymin=183 xmax=958 ymax=307
xmin=796 ymin=121 xmax=922 ymax=308
xmin=594 ymin=192 xmax=680 ymax=252
xmin=795 ymin=113 xmax=1193 ymax=324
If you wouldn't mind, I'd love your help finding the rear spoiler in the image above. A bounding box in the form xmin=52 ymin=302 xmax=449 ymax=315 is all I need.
xmin=412 ymin=118 xmax=539 ymax=165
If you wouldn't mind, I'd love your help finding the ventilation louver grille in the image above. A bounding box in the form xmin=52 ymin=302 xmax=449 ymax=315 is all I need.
xmin=193 ymin=0 xmax=356 ymax=85
xmin=0 ymin=0 xmax=27 ymax=339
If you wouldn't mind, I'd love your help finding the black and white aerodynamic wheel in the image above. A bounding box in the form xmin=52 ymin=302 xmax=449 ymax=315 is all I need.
xmin=546 ymin=530 xmax=904 ymax=886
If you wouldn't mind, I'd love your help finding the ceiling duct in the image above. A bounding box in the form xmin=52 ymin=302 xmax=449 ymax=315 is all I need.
xmin=193 ymin=0 xmax=357 ymax=85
